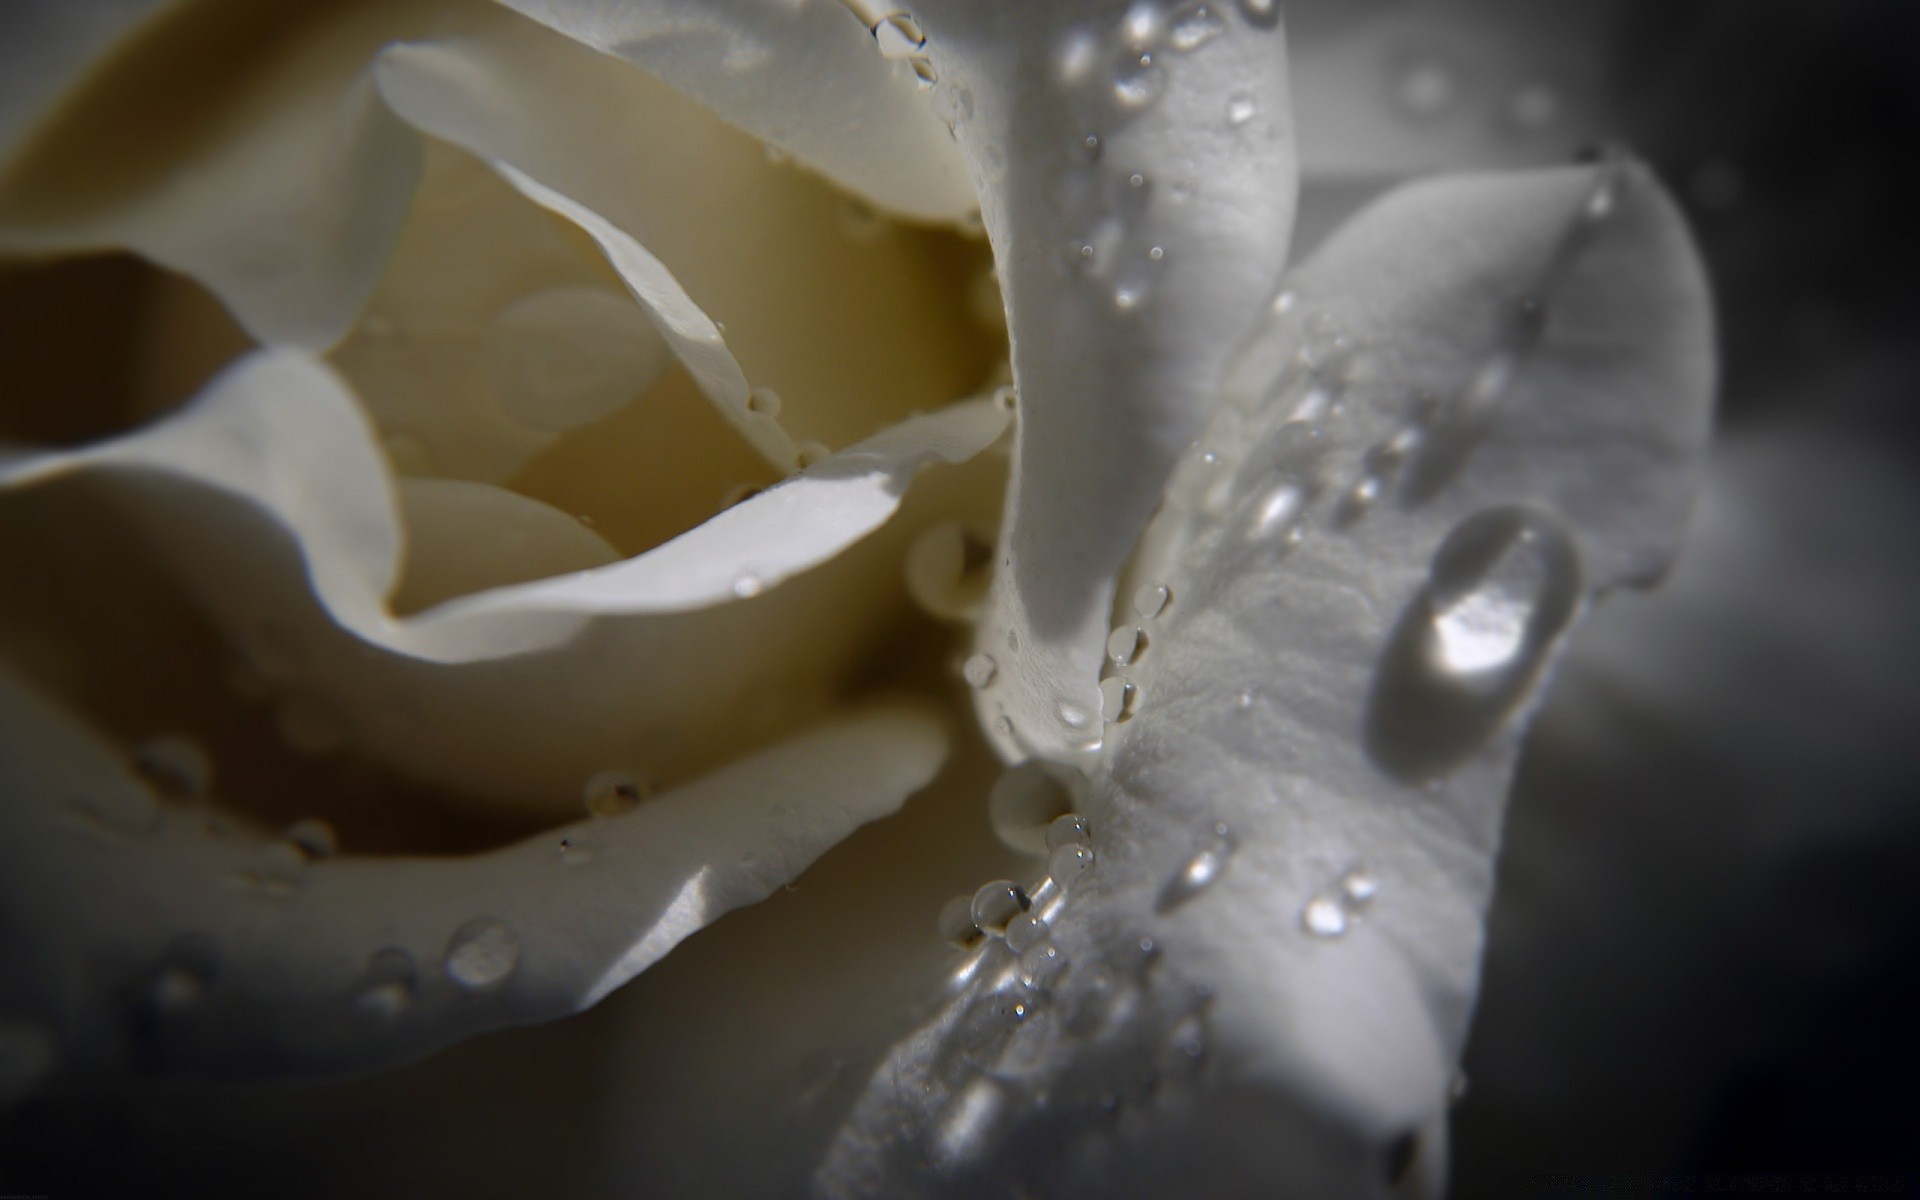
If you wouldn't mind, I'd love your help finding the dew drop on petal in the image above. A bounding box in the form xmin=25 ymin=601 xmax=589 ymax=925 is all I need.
xmin=283 ymin=818 xmax=337 ymax=861
xmin=731 ymin=572 xmax=764 ymax=599
xmin=1341 ymin=869 xmax=1380 ymax=907
xmin=796 ymin=441 xmax=831 ymax=469
xmin=1004 ymin=913 xmax=1050 ymax=955
xmin=1169 ymin=2 xmax=1225 ymax=51
xmin=558 ymin=836 xmax=594 ymax=867
xmin=445 ymin=918 xmax=520 ymax=989
xmin=1106 ymin=625 xmax=1144 ymax=667
xmin=871 ymin=12 xmax=926 ymax=59
xmin=354 ymin=948 xmax=418 ymax=1020
xmin=1236 ymin=0 xmax=1281 ymax=29
xmin=970 ymin=880 xmax=1031 ymax=935
xmin=1157 ymin=825 xmax=1235 ymax=911
xmin=1226 ymin=92 xmax=1257 ymax=125
xmin=939 ymin=894 xmax=984 ymax=948
xmin=963 ymin=653 xmax=998 ymax=689
xmin=1099 ymin=676 xmax=1139 ymax=724
xmin=583 ymin=770 xmax=646 ymax=819
xmin=746 ymin=386 xmax=783 ymax=418
xmin=1046 ymin=813 xmax=1091 ymax=851
xmin=1048 ymin=842 xmax=1097 ymax=891
xmin=1133 ymin=582 xmax=1171 ymax=619
xmin=1302 ymin=895 xmax=1349 ymax=938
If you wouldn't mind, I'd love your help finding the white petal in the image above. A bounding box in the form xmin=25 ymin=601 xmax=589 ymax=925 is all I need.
xmin=0 ymin=662 xmax=947 ymax=1081
xmin=0 ymin=349 xmax=1004 ymax=809
xmin=0 ymin=4 xmax=441 ymax=348
xmin=903 ymin=1 xmax=1299 ymax=762
xmin=491 ymin=0 xmax=975 ymax=221
xmin=820 ymin=161 xmax=1714 ymax=1196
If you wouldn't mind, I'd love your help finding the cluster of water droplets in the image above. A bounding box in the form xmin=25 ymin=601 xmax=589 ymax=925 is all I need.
xmin=868 ymin=12 xmax=937 ymax=88
xmin=1300 ymin=867 xmax=1380 ymax=939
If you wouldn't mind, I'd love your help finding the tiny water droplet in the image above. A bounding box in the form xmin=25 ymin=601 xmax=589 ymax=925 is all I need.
xmin=445 ymin=918 xmax=520 ymax=989
xmin=1147 ymin=244 xmax=1165 ymax=261
xmin=1245 ymin=482 xmax=1309 ymax=540
xmin=283 ymin=818 xmax=337 ymax=860
xmin=910 ymin=57 xmax=938 ymax=87
xmin=1113 ymin=56 xmax=1165 ymax=108
xmin=1004 ymin=913 xmax=1049 ymax=955
xmin=1302 ymin=895 xmax=1349 ymax=938
xmin=133 ymin=736 xmax=212 ymax=803
xmin=1226 ymin=92 xmax=1257 ymax=125
xmin=796 ymin=441 xmax=831 ymax=469
xmin=963 ymin=653 xmax=998 ymax=689
xmin=1048 ymin=842 xmax=1096 ymax=891
xmin=871 ymin=12 xmax=926 ymax=59
xmin=1020 ymin=943 xmax=1069 ymax=991
xmin=1106 ymin=625 xmax=1144 ymax=667
xmin=1157 ymin=825 xmax=1236 ymax=911
xmin=746 ymin=386 xmax=782 ymax=417
xmin=1099 ymin=676 xmax=1139 ymax=724
xmin=732 ymin=572 xmax=765 ymax=599
xmin=558 ymin=836 xmax=594 ymax=867
xmin=1046 ymin=813 xmax=1091 ymax=850
xmin=1133 ymin=582 xmax=1170 ymax=618
xmin=1341 ymin=869 xmax=1380 ymax=906
xmin=1058 ymin=700 xmax=1095 ymax=731
xmin=354 ymin=948 xmax=418 ymax=1020
xmin=939 ymin=894 xmax=984 ymax=948
xmin=583 ymin=770 xmax=646 ymax=819
xmin=970 ymin=880 xmax=1032 ymax=935
xmin=1169 ymin=3 xmax=1225 ymax=50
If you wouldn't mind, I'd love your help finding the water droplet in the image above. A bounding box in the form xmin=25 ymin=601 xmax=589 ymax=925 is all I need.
xmin=484 ymin=287 xmax=662 ymax=433
xmin=1226 ymin=92 xmax=1257 ymax=125
xmin=1005 ymin=913 xmax=1049 ymax=955
xmin=1048 ymin=842 xmax=1096 ymax=891
xmin=354 ymin=948 xmax=418 ymax=1020
xmin=583 ymin=770 xmax=647 ymax=819
xmin=963 ymin=653 xmax=998 ymax=689
xmin=1341 ymin=869 xmax=1380 ymax=907
xmin=558 ymin=836 xmax=594 ymax=867
xmin=1245 ymin=482 xmax=1309 ymax=540
xmin=1302 ymin=895 xmax=1349 ymax=938
xmin=132 ymin=736 xmax=211 ymax=803
xmin=1366 ymin=506 xmax=1582 ymax=781
xmin=1133 ymin=582 xmax=1170 ymax=618
xmin=1396 ymin=59 xmax=1458 ymax=118
xmin=1157 ymin=825 xmax=1235 ymax=911
xmin=910 ymin=57 xmax=938 ymax=88
xmin=1077 ymin=131 xmax=1104 ymax=162
xmin=993 ymin=715 xmax=1016 ymax=741
xmin=1333 ymin=474 xmax=1382 ymax=527
xmin=1236 ymin=0 xmax=1281 ymax=29
xmin=1046 ymin=813 xmax=1091 ymax=850
xmin=237 ymin=841 xmax=306 ymax=897
xmin=988 ymin=763 xmax=1073 ymax=855
xmin=731 ymin=572 xmax=764 ymax=599
xmin=445 ymin=918 xmax=520 ymax=989
xmin=1020 ymin=943 xmax=1069 ymax=991
xmin=871 ymin=12 xmax=926 ymax=59
xmin=1147 ymin=245 xmax=1165 ymax=261
xmin=970 ymin=880 xmax=1031 ymax=935
xmin=1113 ymin=53 xmax=1165 ymax=108
xmin=1106 ymin=625 xmax=1144 ymax=667
xmin=1058 ymin=701 xmax=1095 ymax=732
xmin=746 ymin=386 xmax=782 ymax=417
xmin=1169 ymin=3 xmax=1224 ymax=50
xmin=283 ymin=818 xmax=337 ymax=860
xmin=1099 ymin=676 xmax=1139 ymax=724
xmin=939 ymin=894 xmax=984 ymax=948
xmin=796 ymin=441 xmax=831 ymax=469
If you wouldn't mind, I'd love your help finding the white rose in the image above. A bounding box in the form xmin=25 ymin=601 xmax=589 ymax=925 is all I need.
xmin=37 ymin=2 xmax=1912 ymax=1196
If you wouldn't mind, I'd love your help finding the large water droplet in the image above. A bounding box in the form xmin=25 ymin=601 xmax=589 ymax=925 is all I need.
xmin=1106 ymin=625 xmax=1144 ymax=667
xmin=1366 ymin=506 xmax=1582 ymax=781
xmin=1046 ymin=813 xmax=1091 ymax=851
xmin=871 ymin=12 xmax=926 ymax=59
xmin=1169 ymin=3 xmax=1225 ymax=50
xmin=583 ymin=770 xmax=647 ymax=819
xmin=484 ymin=287 xmax=663 ymax=433
xmin=354 ymin=948 xmax=418 ymax=1020
xmin=962 ymin=653 xmax=998 ymax=689
xmin=1157 ymin=825 xmax=1236 ymax=911
xmin=970 ymin=880 xmax=1031 ymax=935
xmin=1048 ymin=842 xmax=1096 ymax=891
xmin=1004 ymin=913 xmax=1049 ymax=955
xmin=444 ymin=918 xmax=520 ymax=990
xmin=1133 ymin=582 xmax=1171 ymax=618
xmin=939 ymin=894 xmax=984 ymax=949
xmin=132 ymin=736 xmax=211 ymax=803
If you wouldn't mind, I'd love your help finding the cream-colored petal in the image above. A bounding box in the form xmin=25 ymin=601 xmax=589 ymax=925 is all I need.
xmin=0 ymin=3 xmax=455 ymax=348
xmin=820 ymin=161 xmax=1714 ymax=1196
xmin=901 ymin=1 xmax=1299 ymax=762
xmin=0 ymin=662 xmax=945 ymax=1081
xmin=490 ymin=0 xmax=975 ymax=221
xmin=1 ymin=349 xmax=1005 ymax=810
xmin=0 ymin=0 xmax=176 ymax=161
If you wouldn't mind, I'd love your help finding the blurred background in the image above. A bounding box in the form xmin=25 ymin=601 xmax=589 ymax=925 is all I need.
xmin=2 ymin=1 xmax=1917 ymax=1196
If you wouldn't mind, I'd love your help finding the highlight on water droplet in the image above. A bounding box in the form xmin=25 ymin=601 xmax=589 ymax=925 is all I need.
xmin=962 ymin=653 xmax=998 ymax=689
xmin=1133 ymin=582 xmax=1171 ymax=619
xmin=1366 ymin=505 xmax=1582 ymax=781
xmin=731 ymin=572 xmax=765 ymax=599
xmin=1302 ymin=895 xmax=1349 ymax=938
xmin=444 ymin=917 xmax=520 ymax=990
xmin=1226 ymin=92 xmax=1257 ymax=125
xmin=970 ymin=880 xmax=1032 ymax=935
xmin=583 ymin=770 xmax=647 ymax=819
xmin=1157 ymin=824 xmax=1236 ymax=911
xmin=1099 ymin=676 xmax=1139 ymax=724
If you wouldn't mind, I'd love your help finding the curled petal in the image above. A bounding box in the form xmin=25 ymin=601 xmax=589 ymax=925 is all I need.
xmin=904 ymin=0 xmax=1299 ymax=761
xmin=821 ymin=161 xmax=1713 ymax=1196
xmin=492 ymin=0 xmax=975 ymax=221
xmin=0 ymin=664 xmax=947 ymax=1080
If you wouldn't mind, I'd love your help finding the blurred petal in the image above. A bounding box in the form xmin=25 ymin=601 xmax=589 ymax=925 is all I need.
xmin=820 ymin=161 xmax=1714 ymax=1196
xmin=0 ymin=3 xmax=441 ymax=348
xmin=491 ymin=0 xmax=975 ymax=221
xmin=0 ymin=664 xmax=947 ymax=1080
xmin=906 ymin=0 xmax=1298 ymax=761
xmin=1 ymin=349 xmax=1004 ymax=810
xmin=0 ymin=0 xmax=175 ymax=161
